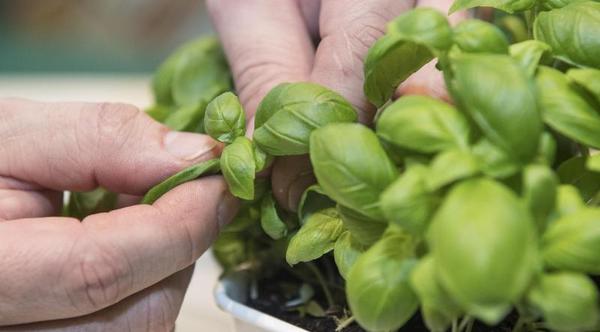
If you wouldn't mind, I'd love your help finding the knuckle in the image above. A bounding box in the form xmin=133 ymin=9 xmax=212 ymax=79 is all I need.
xmin=87 ymin=102 xmax=145 ymax=154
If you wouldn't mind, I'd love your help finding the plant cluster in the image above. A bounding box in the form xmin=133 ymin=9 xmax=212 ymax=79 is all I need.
xmin=65 ymin=1 xmax=600 ymax=331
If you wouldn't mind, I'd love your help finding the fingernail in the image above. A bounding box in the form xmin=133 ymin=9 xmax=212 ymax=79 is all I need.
xmin=217 ymin=190 xmax=240 ymax=230
xmin=164 ymin=131 xmax=218 ymax=161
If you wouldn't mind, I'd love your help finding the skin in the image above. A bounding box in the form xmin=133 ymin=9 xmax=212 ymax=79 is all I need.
xmin=207 ymin=0 xmax=468 ymax=211
xmin=2 ymin=1 xmax=465 ymax=329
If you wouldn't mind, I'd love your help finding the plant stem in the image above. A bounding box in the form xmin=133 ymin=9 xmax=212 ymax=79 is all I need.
xmin=335 ymin=316 xmax=356 ymax=332
xmin=524 ymin=10 xmax=534 ymax=39
xmin=306 ymin=262 xmax=336 ymax=309
xmin=452 ymin=319 xmax=458 ymax=332
xmin=458 ymin=316 xmax=474 ymax=332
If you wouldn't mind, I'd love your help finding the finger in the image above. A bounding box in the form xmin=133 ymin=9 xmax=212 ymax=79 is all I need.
xmin=0 ymin=176 xmax=239 ymax=325
xmin=207 ymin=0 xmax=314 ymax=118
xmin=271 ymin=155 xmax=316 ymax=212
xmin=3 ymin=265 xmax=194 ymax=332
xmin=299 ymin=0 xmax=322 ymax=42
xmin=115 ymin=194 xmax=141 ymax=209
xmin=0 ymin=189 xmax=62 ymax=221
xmin=0 ymin=98 xmax=222 ymax=195
xmin=310 ymin=0 xmax=415 ymax=122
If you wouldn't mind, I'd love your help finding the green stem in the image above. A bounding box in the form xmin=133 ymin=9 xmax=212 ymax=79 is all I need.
xmin=524 ymin=10 xmax=534 ymax=39
xmin=511 ymin=316 xmax=527 ymax=332
xmin=306 ymin=262 xmax=336 ymax=309
xmin=458 ymin=316 xmax=473 ymax=332
xmin=451 ymin=319 xmax=459 ymax=332
xmin=335 ymin=316 xmax=356 ymax=332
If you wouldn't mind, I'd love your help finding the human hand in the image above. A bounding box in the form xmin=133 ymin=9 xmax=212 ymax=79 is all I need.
xmin=0 ymin=99 xmax=239 ymax=330
xmin=207 ymin=0 xmax=468 ymax=211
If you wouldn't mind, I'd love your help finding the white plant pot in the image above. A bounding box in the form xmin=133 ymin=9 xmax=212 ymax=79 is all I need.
xmin=214 ymin=273 xmax=308 ymax=332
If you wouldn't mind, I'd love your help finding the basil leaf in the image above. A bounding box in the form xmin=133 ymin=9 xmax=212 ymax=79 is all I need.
xmin=567 ymin=68 xmax=600 ymax=104
xmin=534 ymin=2 xmax=600 ymax=68
xmin=453 ymin=19 xmax=510 ymax=54
xmin=337 ymin=204 xmax=387 ymax=247
xmin=221 ymin=137 xmax=256 ymax=200
xmin=364 ymin=8 xmax=452 ymax=107
xmin=297 ymin=185 xmax=335 ymax=225
xmin=554 ymin=185 xmax=586 ymax=219
xmin=428 ymin=178 xmax=538 ymax=324
xmin=310 ymin=123 xmax=398 ymax=220
xmin=410 ymin=256 xmax=461 ymax=332
xmin=142 ymin=159 xmax=221 ymax=204
xmin=539 ymin=0 xmax=591 ymax=10
xmin=253 ymin=83 xmax=357 ymax=156
xmin=146 ymin=104 xmax=172 ymax=123
xmin=286 ymin=208 xmax=344 ymax=265
xmin=449 ymin=0 xmax=536 ymax=14
xmin=535 ymin=132 xmax=557 ymax=166
xmin=213 ymin=232 xmax=248 ymax=271
xmin=164 ymin=102 xmax=207 ymax=133
xmin=522 ymin=164 xmax=559 ymax=231
xmin=450 ymin=54 xmax=542 ymax=163
xmin=260 ymin=192 xmax=288 ymax=240
xmin=543 ymin=208 xmax=600 ymax=274
xmin=472 ymin=139 xmax=521 ymax=178
xmin=253 ymin=144 xmax=272 ymax=173
xmin=496 ymin=15 xmax=529 ymax=43
xmin=509 ymin=40 xmax=553 ymax=77
xmin=427 ymin=148 xmax=480 ymax=190
xmin=66 ymin=188 xmax=117 ymax=219
xmin=376 ymin=95 xmax=470 ymax=154
xmin=587 ymin=154 xmax=600 ymax=173
xmin=333 ymin=232 xmax=365 ymax=280
xmin=536 ymin=67 xmax=600 ymax=149
xmin=380 ymin=165 xmax=438 ymax=235
xmin=557 ymin=156 xmax=600 ymax=202
xmin=346 ymin=232 xmax=418 ymax=332
xmin=526 ymin=272 xmax=599 ymax=332
xmin=204 ymin=92 xmax=245 ymax=144
xmin=221 ymin=202 xmax=260 ymax=233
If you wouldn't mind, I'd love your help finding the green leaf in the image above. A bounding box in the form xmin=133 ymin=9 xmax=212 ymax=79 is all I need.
xmin=567 ymin=68 xmax=600 ymax=104
xmin=449 ymin=0 xmax=536 ymax=13
xmin=539 ymin=0 xmax=591 ymax=10
xmin=297 ymin=185 xmax=335 ymax=225
xmin=509 ymin=40 xmax=553 ymax=77
xmin=557 ymin=156 xmax=600 ymax=202
xmin=221 ymin=202 xmax=260 ymax=233
xmin=427 ymin=149 xmax=480 ymax=190
xmin=146 ymin=104 xmax=172 ymax=123
xmin=164 ymin=102 xmax=207 ymax=132
xmin=587 ymin=154 xmax=600 ymax=173
xmin=286 ymin=208 xmax=344 ymax=265
xmin=472 ymin=139 xmax=521 ymax=178
xmin=260 ymin=192 xmax=288 ymax=240
xmin=543 ymin=208 xmax=600 ymax=274
xmin=253 ymin=83 xmax=357 ymax=156
xmin=142 ymin=159 xmax=221 ymax=204
xmin=453 ymin=19 xmax=510 ymax=54
xmin=220 ymin=137 xmax=256 ymax=200
xmin=66 ymin=188 xmax=117 ymax=219
xmin=253 ymin=144 xmax=272 ymax=173
xmin=204 ymin=92 xmax=246 ymax=144
xmin=376 ymin=95 xmax=470 ymax=154
xmin=496 ymin=15 xmax=529 ymax=43
xmin=522 ymin=164 xmax=559 ymax=231
xmin=534 ymin=2 xmax=600 ymax=68
xmin=333 ymin=232 xmax=365 ymax=280
xmin=213 ymin=232 xmax=247 ymax=271
xmin=428 ymin=178 xmax=538 ymax=324
xmin=450 ymin=54 xmax=542 ymax=163
xmin=536 ymin=67 xmax=600 ymax=149
xmin=380 ymin=165 xmax=438 ymax=235
xmin=553 ymin=185 xmax=586 ymax=219
xmin=337 ymin=205 xmax=387 ymax=247
xmin=535 ymin=132 xmax=557 ymax=166
xmin=364 ymin=8 xmax=452 ymax=107
xmin=527 ymin=272 xmax=599 ymax=332
xmin=410 ymin=256 xmax=461 ymax=332
xmin=310 ymin=123 xmax=398 ymax=220
xmin=347 ymin=232 xmax=419 ymax=332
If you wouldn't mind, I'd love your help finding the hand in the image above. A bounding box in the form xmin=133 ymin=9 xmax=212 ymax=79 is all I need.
xmin=207 ymin=0 xmax=468 ymax=211
xmin=0 ymin=99 xmax=239 ymax=330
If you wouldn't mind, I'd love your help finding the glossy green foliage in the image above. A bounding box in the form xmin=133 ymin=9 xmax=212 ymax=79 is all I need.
xmin=527 ymin=272 xmax=599 ymax=331
xmin=568 ymin=68 xmax=600 ymax=104
xmin=204 ymin=92 xmax=245 ymax=144
xmin=146 ymin=104 xmax=172 ymax=123
xmin=449 ymin=0 xmax=536 ymax=13
xmin=539 ymin=0 xmax=592 ymax=10
xmin=472 ymin=139 xmax=521 ymax=178
xmin=297 ymin=185 xmax=335 ymax=224
xmin=588 ymin=154 xmax=600 ymax=173
xmin=213 ymin=232 xmax=247 ymax=271
xmin=364 ymin=8 xmax=452 ymax=107
xmin=253 ymin=83 xmax=357 ymax=155
xmin=553 ymin=185 xmax=586 ymax=219
xmin=535 ymin=132 xmax=557 ymax=166
xmin=410 ymin=256 xmax=461 ymax=332
xmin=543 ymin=208 xmax=600 ymax=274
xmin=450 ymin=54 xmax=542 ymax=163
xmin=66 ymin=188 xmax=117 ymax=219
xmin=376 ymin=96 xmax=470 ymax=154
xmin=536 ymin=67 xmax=600 ymax=149
xmin=220 ymin=137 xmax=256 ymax=200
xmin=286 ymin=208 xmax=344 ymax=265
xmin=347 ymin=232 xmax=418 ymax=332
xmin=142 ymin=159 xmax=221 ymax=204
xmin=509 ymin=40 xmax=553 ymax=77
xmin=260 ymin=192 xmax=288 ymax=240
xmin=427 ymin=149 xmax=480 ymax=190
xmin=333 ymin=232 xmax=365 ymax=279
xmin=453 ymin=19 xmax=510 ymax=54
xmin=428 ymin=178 xmax=538 ymax=324
xmin=337 ymin=205 xmax=387 ymax=246
xmin=522 ymin=164 xmax=559 ymax=231
xmin=534 ymin=2 xmax=600 ymax=68
xmin=310 ymin=124 xmax=398 ymax=220
xmin=557 ymin=156 xmax=600 ymax=202
xmin=380 ymin=165 xmax=437 ymax=235
xmin=164 ymin=102 xmax=206 ymax=133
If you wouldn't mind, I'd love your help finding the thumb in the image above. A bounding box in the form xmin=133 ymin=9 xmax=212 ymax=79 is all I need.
xmin=0 ymin=98 xmax=222 ymax=194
